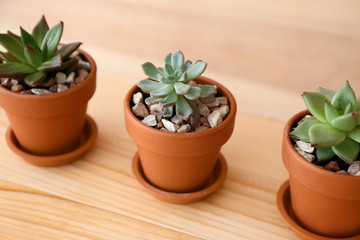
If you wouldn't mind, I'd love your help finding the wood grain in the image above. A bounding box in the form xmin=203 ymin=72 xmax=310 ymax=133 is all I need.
xmin=1 ymin=0 xmax=359 ymax=239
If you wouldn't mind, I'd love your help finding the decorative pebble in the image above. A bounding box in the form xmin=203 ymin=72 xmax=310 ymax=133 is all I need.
xmin=55 ymin=72 xmax=66 ymax=84
xmin=324 ymin=161 xmax=340 ymax=172
xmin=150 ymin=104 xmax=162 ymax=114
xmin=217 ymin=97 xmax=228 ymax=105
xmin=195 ymin=126 xmax=209 ymax=132
xmin=337 ymin=170 xmax=348 ymax=175
xmin=20 ymin=90 xmax=33 ymax=94
xmin=177 ymin=124 xmax=191 ymax=133
xmin=208 ymin=110 xmax=222 ymax=128
xmin=74 ymin=69 xmax=89 ymax=84
xmin=31 ymin=88 xmax=51 ymax=95
xmin=219 ymin=105 xmax=229 ymax=118
xmin=66 ymin=72 xmax=75 ymax=83
xmin=348 ymin=161 xmax=360 ymax=175
xmin=10 ymin=79 xmax=18 ymax=85
xmin=171 ymin=115 xmax=182 ymax=125
xmin=49 ymin=84 xmax=58 ymax=93
xmin=77 ymin=60 xmax=91 ymax=71
xmin=162 ymin=119 xmax=178 ymax=132
xmin=11 ymin=85 xmax=24 ymax=93
xmin=199 ymin=95 xmax=215 ymax=104
xmin=160 ymin=127 xmax=169 ymax=132
xmin=57 ymin=84 xmax=69 ymax=92
xmin=1 ymin=79 xmax=11 ymax=89
xmin=198 ymin=103 xmax=210 ymax=117
xmin=294 ymin=146 xmax=315 ymax=162
xmin=132 ymin=92 xmax=143 ymax=105
xmin=141 ymin=115 xmax=157 ymax=127
xmin=296 ymin=141 xmax=314 ymax=153
xmin=132 ymin=103 xmax=149 ymax=118
xmin=206 ymin=98 xmax=220 ymax=108
xmin=188 ymin=81 xmax=197 ymax=86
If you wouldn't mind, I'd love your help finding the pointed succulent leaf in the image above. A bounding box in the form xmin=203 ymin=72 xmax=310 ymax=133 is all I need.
xmin=144 ymin=96 xmax=162 ymax=105
xmin=0 ymin=62 xmax=35 ymax=77
xmin=20 ymin=27 xmax=40 ymax=50
xmin=171 ymin=50 xmax=184 ymax=71
xmin=184 ymin=86 xmax=201 ymax=100
xmin=176 ymin=95 xmax=192 ymax=119
xmin=309 ymin=124 xmax=346 ymax=147
xmin=55 ymin=42 xmax=81 ymax=59
xmin=302 ymin=92 xmax=327 ymax=123
xmin=160 ymin=90 xmax=178 ymax=107
xmin=324 ymin=101 xmax=339 ymax=122
xmin=137 ymin=79 xmax=165 ymax=92
xmin=357 ymin=98 xmax=360 ymax=111
xmin=0 ymin=34 xmax=26 ymax=62
xmin=198 ymin=85 xmax=216 ymax=97
xmin=316 ymin=147 xmax=336 ymax=161
xmin=150 ymin=84 xmax=174 ymax=98
xmin=289 ymin=118 xmax=321 ymax=142
xmin=142 ymin=62 xmax=167 ymax=82
xmin=332 ymin=137 xmax=359 ymax=163
xmin=164 ymin=63 xmax=173 ymax=76
xmin=331 ymin=81 xmax=357 ymax=115
xmin=317 ymin=87 xmax=336 ymax=101
xmin=157 ymin=74 xmax=169 ymax=84
xmin=164 ymin=53 xmax=172 ymax=66
xmin=344 ymin=102 xmax=355 ymax=115
xmin=7 ymin=31 xmax=22 ymax=43
xmin=182 ymin=60 xmax=192 ymax=72
xmin=37 ymin=54 xmax=62 ymax=71
xmin=186 ymin=60 xmax=207 ymax=81
xmin=174 ymin=70 xmax=182 ymax=78
xmin=41 ymin=42 xmax=48 ymax=60
xmin=347 ymin=126 xmax=360 ymax=143
xmin=47 ymin=57 xmax=78 ymax=72
xmin=24 ymin=45 xmax=43 ymax=68
xmin=32 ymin=15 xmax=49 ymax=46
xmin=167 ymin=75 xmax=177 ymax=83
xmin=0 ymin=51 xmax=21 ymax=62
xmin=41 ymin=21 xmax=63 ymax=59
xmin=331 ymin=112 xmax=359 ymax=132
xmin=24 ymin=71 xmax=47 ymax=87
xmin=174 ymin=82 xmax=191 ymax=95
xmin=178 ymin=72 xmax=188 ymax=82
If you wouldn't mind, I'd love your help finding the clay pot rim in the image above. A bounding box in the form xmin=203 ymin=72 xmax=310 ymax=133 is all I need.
xmin=124 ymin=76 xmax=237 ymax=138
xmin=0 ymin=46 xmax=96 ymax=100
xmin=284 ymin=109 xmax=360 ymax=180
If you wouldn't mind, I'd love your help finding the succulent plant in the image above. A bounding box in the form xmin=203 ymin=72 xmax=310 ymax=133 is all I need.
xmin=0 ymin=15 xmax=81 ymax=87
xmin=290 ymin=81 xmax=360 ymax=164
xmin=137 ymin=50 xmax=216 ymax=119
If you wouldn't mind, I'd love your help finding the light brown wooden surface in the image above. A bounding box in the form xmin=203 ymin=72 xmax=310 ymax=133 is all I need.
xmin=1 ymin=0 xmax=360 ymax=239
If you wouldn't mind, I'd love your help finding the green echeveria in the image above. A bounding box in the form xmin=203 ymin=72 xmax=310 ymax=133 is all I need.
xmin=0 ymin=15 xmax=81 ymax=87
xmin=290 ymin=81 xmax=360 ymax=164
xmin=137 ymin=50 xmax=216 ymax=119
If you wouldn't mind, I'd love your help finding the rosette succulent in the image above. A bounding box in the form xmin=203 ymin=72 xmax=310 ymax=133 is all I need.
xmin=290 ymin=81 xmax=360 ymax=163
xmin=0 ymin=15 xmax=81 ymax=87
xmin=137 ymin=50 xmax=216 ymax=119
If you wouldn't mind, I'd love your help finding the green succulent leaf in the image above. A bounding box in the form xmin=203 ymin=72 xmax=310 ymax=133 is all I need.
xmin=142 ymin=62 xmax=167 ymax=82
xmin=184 ymin=86 xmax=201 ymax=100
xmin=289 ymin=118 xmax=321 ymax=142
xmin=316 ymin=147 xmax=336 ymax=161
xmin=20 ymin=27 xmax=40 ymax=50
xmin=137 ymin=79 xmax=165 ymax=92
xmin=186 ymin=60 xmax=207 ymax=82
xmin=32 ymin=15 xmax=49 ymax=46
xmin=302 ymin=92 xmax=327 ymax=123
xmin=317 ymin=87 xmax=336 ymax=101
xmin=41 ymin=43 xmax=48 ymax=60
xmin=24 ymin=71 xmax=47 ymax=87
xmin=331 ymin=81 xmax=357 ymax=115
xmin=164 ymin=64 xmax=173 ymax=76
xmin=150 ymin=84 xmax=174 ymax=98
xmin=24 ymin=45 xmax=43 ymax=68
xmin=324 ymin=101 xmax=339 ymax=122
xmin=160 ymin=90 xmax=178 ymax=107
xmin=174 ymin=82 xmax=191 ymax=95
xmin=357 ymin=98 xmax=360 ymax=111
xmin=182 ymin=60 xmax=192 ymax=73
xmin=164 ymin=53 xmax=172 ymax=66
xmin=55 ymin=42 xmax=81 ymax=59
xmin=344 ymin=102 xmax=355 ymax=115
xmin=171 ymin=50 xmax=184 ymax=71
xmin=348 ymin=126 xmax=360 ymax=143
xmin=47 ymin=57 xmax=78 ymax=72
xmin=41 ymin=21 xmax=63 ymax=59
xmin=331 ymin=112 xmax=359 ymax=132
xmin=0 ymin=51 xmax=21 ymax=62
xmin=157 ymin=74 xmax=169 ymax=84
xmin=37 ymin=54 xmax=62 ymax=71
xmin=198 ymin=85 xmax=216 ymax=97
xmin=7 ymin=31 xmax=22 ymax=43
xmin=176 ymin=95 xmax=192 ymax=119
xmin=309 ymin=124 xmax=346 ymax=147
xmin=332 ymin=137 xmax=359 ymax=163
xmin=0 ymin=34 xmax=26 ymax=62
xmin=163 ymin=106 xmax=173 ymax=117
xmin=0 ymin=62 xmax=35 ymax=78
xmin=144 ymin=96 xmax=162 ymax=105
xmin=178 ymin=72 xmax=188 ymax=82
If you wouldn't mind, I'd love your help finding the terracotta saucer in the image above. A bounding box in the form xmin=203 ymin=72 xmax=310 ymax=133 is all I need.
xmin=277 ymin=180 xmax=360 ymax=240
xmin=132 ymin=152 xmax=228 ymax=204
xmin=6 ymin=115 xmax=97 ymax=167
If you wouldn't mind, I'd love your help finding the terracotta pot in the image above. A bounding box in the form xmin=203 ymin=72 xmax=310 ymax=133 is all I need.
xmin=0 ymin=48 xmax=96 ymax=156
xmin=124 ymin=76 xmax=236 ymax=193
xmin=282 ymin=110 xmax=360 ymax=238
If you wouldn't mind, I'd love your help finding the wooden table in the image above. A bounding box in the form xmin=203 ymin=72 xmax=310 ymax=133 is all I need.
xmin=1 ymin=1 xmax=359 ymax=239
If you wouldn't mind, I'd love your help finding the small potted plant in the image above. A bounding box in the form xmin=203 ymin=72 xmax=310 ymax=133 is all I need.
xmin=0 ymin=16 xmax=97 ymax=167
xmin=124 ymin=50 xmax=236 ymax=204
xmin=279 ymin=81 xmax=360 ymax=238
